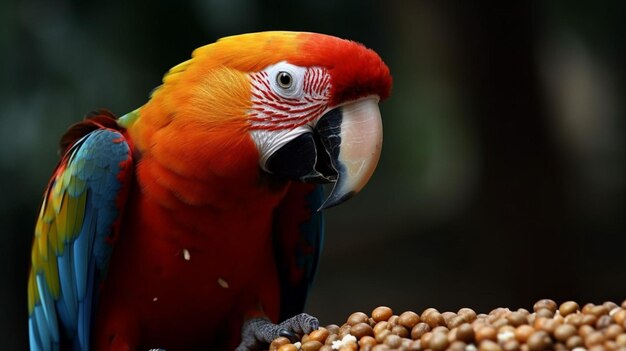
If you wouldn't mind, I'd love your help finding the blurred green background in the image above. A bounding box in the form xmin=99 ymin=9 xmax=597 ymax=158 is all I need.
xmin=1 ymin=1 xmax=625 ymax=349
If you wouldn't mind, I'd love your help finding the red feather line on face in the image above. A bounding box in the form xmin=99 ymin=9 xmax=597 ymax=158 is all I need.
xmin=248 ymin=68 xmax=330 ymax=131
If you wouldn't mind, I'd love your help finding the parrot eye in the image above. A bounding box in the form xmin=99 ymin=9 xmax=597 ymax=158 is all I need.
xmin=264 ymin=62 xmax=305 ymax=99
xmin=276 ymin=72 xmax=293 ymax=89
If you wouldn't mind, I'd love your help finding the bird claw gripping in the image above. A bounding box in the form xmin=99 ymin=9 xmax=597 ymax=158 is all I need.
xmin=235 ymin=313 xmax=319 ymax=351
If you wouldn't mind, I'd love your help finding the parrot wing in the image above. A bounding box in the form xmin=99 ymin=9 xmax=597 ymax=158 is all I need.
xmin=272 ymin=183 xmax=325 ymax=322
xmin=28 ymin=111 xmax=133 ymax=351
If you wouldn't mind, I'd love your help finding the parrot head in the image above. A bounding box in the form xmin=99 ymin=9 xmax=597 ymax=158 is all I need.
xmin=126 ymin=31 xmax=391 ymax=209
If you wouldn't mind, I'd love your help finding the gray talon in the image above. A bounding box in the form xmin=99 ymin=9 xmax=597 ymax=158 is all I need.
xmin=279 ymin=329 xmax=298 ymax=342
xmin=236 ymin=313 xmax=320 ymax=351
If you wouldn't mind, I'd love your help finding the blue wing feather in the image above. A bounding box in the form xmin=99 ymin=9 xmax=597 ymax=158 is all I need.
xmin=28 ymin=113 xmax=132 ymax=351
xmin=273 ymin=183 xmax=325 ymax=321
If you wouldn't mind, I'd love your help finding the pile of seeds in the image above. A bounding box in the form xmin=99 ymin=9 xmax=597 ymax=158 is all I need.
xmin=268 ymin=300 xmax=626 ymax=351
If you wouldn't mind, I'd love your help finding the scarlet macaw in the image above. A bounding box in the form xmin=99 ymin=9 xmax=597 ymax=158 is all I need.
xmin=28 ymin=31 xmax=391 ymax=351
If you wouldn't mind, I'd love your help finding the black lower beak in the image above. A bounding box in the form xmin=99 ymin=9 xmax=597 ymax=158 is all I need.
xmin=264 ymin=131 xmax=336 ymax=183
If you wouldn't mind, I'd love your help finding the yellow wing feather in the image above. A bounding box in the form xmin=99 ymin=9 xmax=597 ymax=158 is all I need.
xmin=28 ymin=167 xmax=87 ymax=314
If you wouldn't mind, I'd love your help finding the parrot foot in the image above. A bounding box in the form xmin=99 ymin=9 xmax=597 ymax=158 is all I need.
xmin=235 ymin=313 xmax=319 ymax=351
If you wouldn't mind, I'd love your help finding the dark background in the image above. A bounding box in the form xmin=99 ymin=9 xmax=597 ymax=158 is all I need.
xmin=2 ymin=1 xmax=625 ymax=349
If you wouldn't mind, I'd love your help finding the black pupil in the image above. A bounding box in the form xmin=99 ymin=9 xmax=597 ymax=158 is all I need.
xmin=279 ymin=72 xmax=291 ymax=87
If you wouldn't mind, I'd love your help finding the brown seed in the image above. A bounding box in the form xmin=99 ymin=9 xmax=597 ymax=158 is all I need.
xmin=411 ymin=322 xmax=431 ymax=340
xmin=384 ymin=334 xmax=402 ymax=348
xmin=430 ymin=332 xmax=450 ymax=351
xmin=604 ymin=324 xmax=624 ymax=340
xmin=338 ymin=324 xmax=351 ymax=338
xmin=388 ymin=315 xmax=399 ymax=327
xmin=456 ymin=323 xmax=475 ymax=343
xmin=498 ymin=328 xmax=516 ymax=344
xmin=502 ymin=339 xmax=521 ymax=351
xmin=583 ymin=313 xmax=599 ymax=326
xmin=476 ymin=326 xmax=497 ymax=342
xmin=326 ymin=324 xmax=340 ymax=335
xmin=375 ymin=329 xmax=391 ymax=344
xmin=448 ymin=340 xmax=467 ymax=351
xmin=597 ymin=315 xmax=612 ymax=330
xmin=399 ymin=311 xmax=421 ymax=329
xmin=580 ymin=325 xmax=595 ymax=338
xmin=391 ymin=325 xmax=409 ymax=338
xmin=359 ymin=336 xmax=377 ymax=349
xmin=347 ymin=312 xmax=369 ymax=326
xmin=604 ymin=340 xmax=617 ymax=351
xmin=567 ymin=313 xmax=584 ymax=327
xmin=351 ymin=322 xmax=374 ymax=339
xmin=566 ymin=335 xmax=584 ymax=349
xmin=319 ymin=346 xmax=333 ymax=351
xmin=553 ymin=342 xmax=567 ymax=351
xmin=472 ymin=319 xmax=487 ymax=332
xmin=590 ymin=305 xmax=610 ymax=317
xmin=490 ymin=308 xmax=511 ymax=318
xmin=406 ymin=340 xmax=422 ymax=351
xmin=301 ymin=340 xmax=323 ymax=351
xmin=616 ymin=333 xmax=626 ymax=346
xmin=585 ymin=331 xmax=606 ymax=348
xmin=559 ymin=301 xmax=580 ymax=316
xmin=526 ymin=313 xmax=536 ymax=326
xmin=325 ymin=334 xmax=339 ymax=346
xmin=583 ymin=303 xmax=596 ymax=314
xmin=622 ymin=300 xmax=626 ymax=309
xmin=425 ymin=312 xmax=446 ymax=328
xmin=507 ymin=312 xmax=527 ymax=327
xmin=432 ymin=326 xmax=449 ymax=334
xmin=448 ymin=327 xmax=458 ymax=342
xmin=613 ymin=309 xmax=626 ymax=325
xmin=458 ymin=308 xmax=477 ymax=322
xmin=270 ymin=337 xmax=291 ymax=351
xmin=588 ymin=345 xmax=605 ymax=351
xmin=492 ymin=318 xmax=509 ymax=330
xmin=479 ymin=340 xmax=503 ymax=351
xmin=441 ymin=312 xmax=456 ymax=326
xmin=372 ymin=306 xmax=393 ymax=322
xmin=422 ymin=308 xmax=439 ymax=320
xmin=499 ymin=325 xmax=516 ymax=334
xmin=533 ymin=299 xmax=557 ymax=313
xmin=339 ymin=343 xmax=357 ymax=351
xmin=371 ymin=345 xmax=391 ymax=351
xmin=536 ymin=317 xmax=558 ymax=334
xmin=603 ymin=301 xmax=619 ymax=311
xmin=277 ymin=344 xmax=298 ymax=351
xmin=308 ymin=327 xmax=330 ymax=343
xmin=535 ymin=308 xmax=554 ymax=319
xmin=420 ymin=331 xmax=433 ymax=349
xmin=527 ymin=331 xmax=552 ymax=351
xmin=554 ymin=324 xmax=577 ymax=341
xmin=447 ymin=316 xmax=466 ymax=329
xmin=373 ymin=321 xmax=389 ymax=336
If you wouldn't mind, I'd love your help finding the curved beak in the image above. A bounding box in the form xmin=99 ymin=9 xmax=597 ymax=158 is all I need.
xmin=263 ymin=98 xmax=383 ymax=210
xmin=315 ymin=98 xmax=383 ymax=209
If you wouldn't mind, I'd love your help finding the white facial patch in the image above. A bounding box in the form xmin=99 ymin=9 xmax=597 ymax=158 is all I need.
xmin=247 ymin=61 xmax=332 ymax=171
